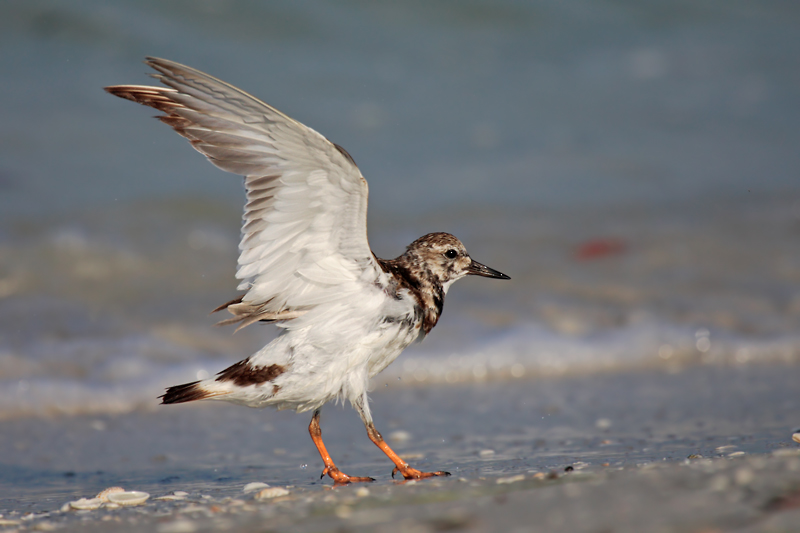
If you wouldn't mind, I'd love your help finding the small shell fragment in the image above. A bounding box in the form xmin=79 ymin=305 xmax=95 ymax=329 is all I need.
xmin=70 ymin=498 xmax=103 ymax=510
xmin=496 ymin=474 xmax=525 ymax=485
xmin=254 ymin=487 xmax=289 ymax=500
xmin=156 ymin=493 xmax=187 ymax=501
xmin=154 ymin=490 xmax=190 ymax=501
xmin=243 ymin=482 xmax=270 ymax=494
xmin=96 ymin=487 xmax=125 ymax=502
xmin=792 ymin=432 xmax=800 ymax=444
xmin=107 ymin=491 xmax=149 ymax=506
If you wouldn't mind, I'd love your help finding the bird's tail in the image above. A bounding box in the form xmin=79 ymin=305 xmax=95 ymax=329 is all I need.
xmin=161 ymin=381 xmax=219 ymax=404
xmin=161 ymin=357 xmax=286 ymax=405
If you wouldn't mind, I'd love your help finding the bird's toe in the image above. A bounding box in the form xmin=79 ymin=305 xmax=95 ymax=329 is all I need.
xmin=392 ymin=465 xmax=450 ymax=480
xmin=322 ymin=465 xmax=374 ymax=484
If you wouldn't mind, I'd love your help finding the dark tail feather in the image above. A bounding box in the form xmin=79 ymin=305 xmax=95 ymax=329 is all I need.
xmin=160 ymin=381 xmax=210 ymax=404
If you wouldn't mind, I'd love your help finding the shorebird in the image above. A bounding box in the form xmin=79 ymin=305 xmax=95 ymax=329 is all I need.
xmin=106 ymin=58 xmax=509 ymax=483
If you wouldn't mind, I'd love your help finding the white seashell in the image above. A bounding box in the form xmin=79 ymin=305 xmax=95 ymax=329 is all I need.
xmin=96 ymin=487 xmax=125 ymax=502
xmin=103 ymin=503 xmax=121 ymax=509
xmin=793 ymin=432 xmax=800 ymax=444
xmin=107 ymin=491 xmax=149 ymax=506
xmin=254 ymin=487 xmax=289 ymax=500
xmin=243 ymin=482 xmax=270 ymax=494
xmin=69 ymin=498 xmax=103 ymax=510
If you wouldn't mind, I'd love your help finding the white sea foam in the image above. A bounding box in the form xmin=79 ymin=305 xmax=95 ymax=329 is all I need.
xmin=1 ymin=320 xmax=797 ymax=418
xmin=386 ymin=321 xmax=800 ymax=385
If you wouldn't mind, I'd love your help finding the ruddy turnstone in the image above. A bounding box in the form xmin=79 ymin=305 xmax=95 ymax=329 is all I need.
xmin=106 ymin=58 xmax=509 ymax=483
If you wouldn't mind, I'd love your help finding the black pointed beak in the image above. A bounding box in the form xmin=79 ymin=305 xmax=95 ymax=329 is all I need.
xmin=467 ymin=259 xmax=510 ymax=280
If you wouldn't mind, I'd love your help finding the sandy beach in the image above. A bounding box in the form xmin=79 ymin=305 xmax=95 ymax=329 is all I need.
xmin=2 ymin=364 xmax=799 ymax=531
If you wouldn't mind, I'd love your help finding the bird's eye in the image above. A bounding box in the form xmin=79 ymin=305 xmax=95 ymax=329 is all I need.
xmin=444 ymin=249 xmax=458 ymax=259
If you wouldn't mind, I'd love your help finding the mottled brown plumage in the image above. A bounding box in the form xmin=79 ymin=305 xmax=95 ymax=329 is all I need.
xmin=215 ymin=360 xmax=286 ymax=387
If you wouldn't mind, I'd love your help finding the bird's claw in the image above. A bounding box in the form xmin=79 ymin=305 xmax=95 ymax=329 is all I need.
xmin=321 ymin=465 xmax=374 ymax=484
xmin=391 ymin=464 xmax=451 ymax=480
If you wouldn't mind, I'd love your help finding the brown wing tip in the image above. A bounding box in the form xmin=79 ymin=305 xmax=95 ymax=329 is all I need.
xmin=104 ymin=85 xmax=182 ymax=116
xmin=332 ymin=143 xmax=358 ymax=168
xmin=104 ymin=84 xmax=138 ymax=99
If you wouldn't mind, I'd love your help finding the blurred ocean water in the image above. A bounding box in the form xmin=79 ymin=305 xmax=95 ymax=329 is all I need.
xmin=0 ymin=0 xmax=799 ymax=417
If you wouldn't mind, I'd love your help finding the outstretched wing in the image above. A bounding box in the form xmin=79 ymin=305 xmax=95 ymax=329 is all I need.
xmin=106 ymin=57 xmax=379 ymax=329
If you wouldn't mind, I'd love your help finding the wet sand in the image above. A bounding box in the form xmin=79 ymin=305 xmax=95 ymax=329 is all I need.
xmin=1 ymin=364 xmax=799 ymax=531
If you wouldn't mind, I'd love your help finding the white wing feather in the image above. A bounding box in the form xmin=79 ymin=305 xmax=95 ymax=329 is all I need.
xmin=111 ymin=58 xmax=380 ymax=323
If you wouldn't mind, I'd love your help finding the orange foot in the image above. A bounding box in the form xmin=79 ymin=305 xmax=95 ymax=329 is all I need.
xmin=321 ymin=465 xmax=375 ymax=485
xmin=392 ymin=465 xmax=451 ymax=480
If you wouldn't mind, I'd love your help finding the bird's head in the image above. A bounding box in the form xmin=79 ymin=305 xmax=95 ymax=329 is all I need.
xmin=404 ymin=232 xmax=510 ymax=292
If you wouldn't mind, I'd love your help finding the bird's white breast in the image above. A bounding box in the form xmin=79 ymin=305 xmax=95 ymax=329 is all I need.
xmin=240 ymin=278 xmax=422 ymax=412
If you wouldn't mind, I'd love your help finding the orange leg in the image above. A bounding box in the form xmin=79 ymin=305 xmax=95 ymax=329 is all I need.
xmin=309 ymin=410 xmax=374 ymax=484
xmin=365 ymin=422 xmax=450 ymax=480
